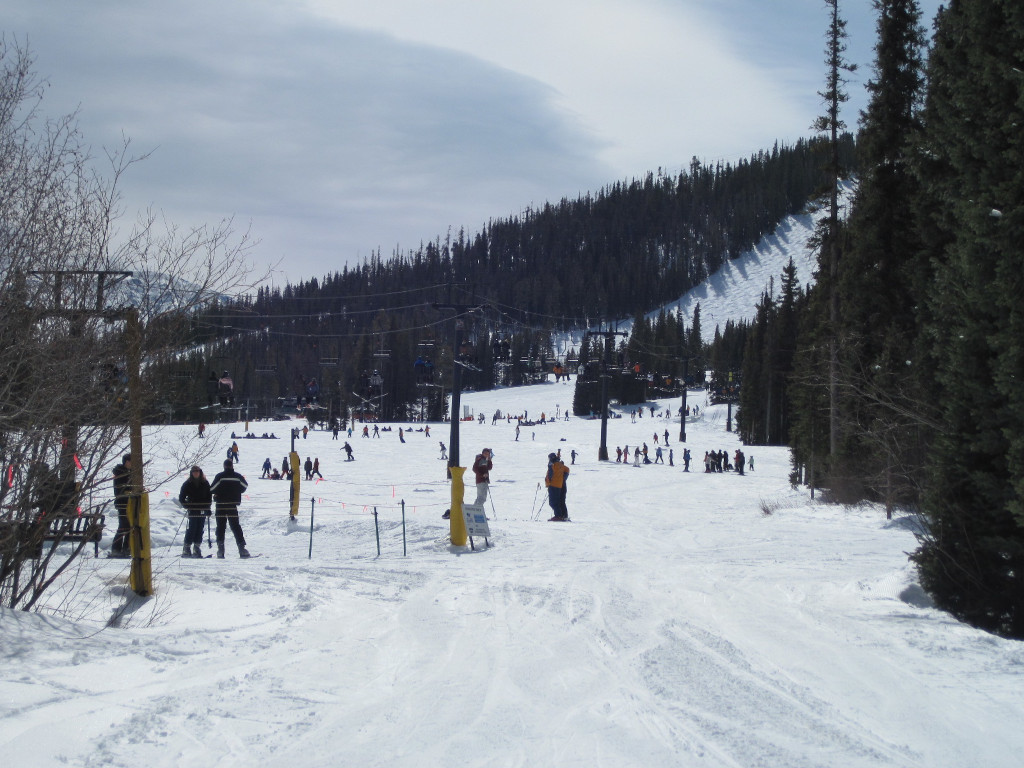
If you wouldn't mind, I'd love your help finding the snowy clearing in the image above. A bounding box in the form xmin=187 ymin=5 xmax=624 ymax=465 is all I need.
xmin=2 ymin=381 xmax=1023 ymax=768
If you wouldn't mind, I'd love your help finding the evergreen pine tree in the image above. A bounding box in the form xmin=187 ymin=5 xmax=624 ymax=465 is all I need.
xmin=835 ymin=0 xmax=929 ymax=503
xmin=813 ymin=0 xmax=857 ymax=463
xmin=911 ymin=0 xmax=1024 ymax=637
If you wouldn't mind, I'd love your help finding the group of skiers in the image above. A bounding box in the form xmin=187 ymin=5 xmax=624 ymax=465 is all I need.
xmin=444 ymin=446 xmax=569 ymax=523
xmin=177 ymin=460 xmax=251 ymax=558
xmin=703 ymin=449 xmax=751 ymax=474
xmin=111 ymin=397 xmax=759 ymax=560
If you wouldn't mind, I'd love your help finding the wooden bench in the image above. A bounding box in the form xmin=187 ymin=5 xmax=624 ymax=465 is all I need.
xmin=38 ymin=512 xmax=106 ymax=558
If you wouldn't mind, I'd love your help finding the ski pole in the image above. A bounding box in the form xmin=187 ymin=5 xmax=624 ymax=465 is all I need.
xmin=529 ymin=482 xmax=540 ymax=520
xmin=206 ymin=512 xmax=212 ymax=549
xmin=532 ymin=491 xmax=545 ymax=522
xmin=488 ymin=488 xmax=498 ymax=521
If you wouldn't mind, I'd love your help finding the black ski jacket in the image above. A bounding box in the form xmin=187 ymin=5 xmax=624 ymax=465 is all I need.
xmin=211 ymin=468 xmax=248 ymax=505
xmin=179 ymin=476 xmax=212 ymax=512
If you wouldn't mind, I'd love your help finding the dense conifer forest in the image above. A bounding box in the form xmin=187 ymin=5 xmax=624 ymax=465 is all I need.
xmin=165 ymin=136 xmax=850 ymax=426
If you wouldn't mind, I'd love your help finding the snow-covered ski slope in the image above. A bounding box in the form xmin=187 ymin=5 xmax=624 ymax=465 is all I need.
xmin=628 ymin=183 xmax=853 ymax=345
xmin=2 ymin=381 xmax=1023 ymax=768
xmin=662 ymin=208 xmax=820 ymax=344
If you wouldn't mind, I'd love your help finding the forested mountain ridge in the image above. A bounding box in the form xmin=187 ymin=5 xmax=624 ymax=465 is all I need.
xmin=167 ymin=136 xmax=854 ymax=426
xmin=254 ymin=136 xmax=853 ymax=322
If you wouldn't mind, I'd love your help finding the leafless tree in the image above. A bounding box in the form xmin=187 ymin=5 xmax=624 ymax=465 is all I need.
xmin=0 ymin=38 xmax=268 ymax=611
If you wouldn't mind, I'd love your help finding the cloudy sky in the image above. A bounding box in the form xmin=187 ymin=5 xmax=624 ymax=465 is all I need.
xmin=7 ymin=0 xmax=941 ymax=285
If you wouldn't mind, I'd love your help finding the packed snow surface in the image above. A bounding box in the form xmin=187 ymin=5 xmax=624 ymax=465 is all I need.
xmin=2 ymin=383 xmax=1023 ymax=768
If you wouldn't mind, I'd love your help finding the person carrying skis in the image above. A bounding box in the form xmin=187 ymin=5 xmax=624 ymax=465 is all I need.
xmin=472 ymin=448 xmax=493 ymax=506
xmin=545 ymin=452 xmax=570 ymax=521
xmin=178 ymin=465 xmax=212 ymax=558
xmin=210 ymin=459 xmax=250 ymax=558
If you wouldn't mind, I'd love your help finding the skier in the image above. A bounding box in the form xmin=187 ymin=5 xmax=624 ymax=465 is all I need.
xmin=439 ymin=442 xmax=447 ymax=460
xmin=311 ymin=458 xmax=323 ymax=479
xmin=261 ymin=457 xmax=272 ymax=478
xmin=472 ymin=448 xmax=493 ymax=506
xmin=110 ymin=454 xmax=133 ymax=557
xmin=304 ymin=457 xmax=313 ymax=480
xmin=343 ymin=442 xmax=354 ymax=461
xmin=178 ymin=465 xmax=211 ymax=557
xmin=210 ymin=459 xmax=250 ymax=558
xmin=545 ymin=452 xmax=570 ymax=521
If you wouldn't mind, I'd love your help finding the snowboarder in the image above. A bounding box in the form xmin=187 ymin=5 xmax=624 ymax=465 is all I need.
xmin=178 ymin=465 xmax=212 ymax=557
xmin=343 ymin=442 xmax=354 ymax=461
xmin=210 ymin=459 xmax=250 ymax=558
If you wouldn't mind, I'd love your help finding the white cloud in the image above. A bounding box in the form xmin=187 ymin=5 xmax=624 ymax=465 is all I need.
xmin=5 ymin=0 xmax=945 ymax=283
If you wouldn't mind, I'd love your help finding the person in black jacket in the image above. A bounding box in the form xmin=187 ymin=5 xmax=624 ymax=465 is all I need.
xmin=210 ymin=459 xmax=250 ymax=558
xmin=178 ymin=465 xmax=212 ymax=558
xmin=110 ymin=454 xmax=132 ymax=557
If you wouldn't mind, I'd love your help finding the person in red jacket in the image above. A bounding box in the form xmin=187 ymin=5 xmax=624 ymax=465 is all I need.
xmin=472 ymin=448 xmax=492 ymax=507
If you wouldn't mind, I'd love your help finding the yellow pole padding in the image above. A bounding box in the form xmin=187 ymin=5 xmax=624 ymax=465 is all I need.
xmin=449 ymin=466 xmax=468 ymax=546
xmin=128 ymin=494 xmax=153 ymax=596
xmin=289 ymin=452 xmax=301 ymax=518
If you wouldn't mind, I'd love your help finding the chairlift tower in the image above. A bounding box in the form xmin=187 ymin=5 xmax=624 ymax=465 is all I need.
xmin=28 ymin=269 xmax=151 ymax=595
xmin=584 ymin=326 xmax=627 ymax=461
xmin=432 ymin=301 xmax=485 ymax=469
